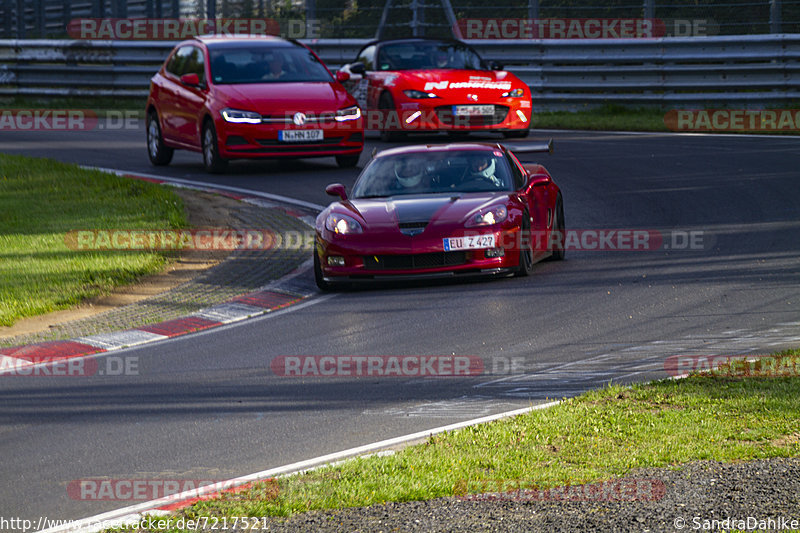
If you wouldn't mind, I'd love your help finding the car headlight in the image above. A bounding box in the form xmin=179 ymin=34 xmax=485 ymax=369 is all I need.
xmin=221 ymin=109 xmax=262 ymax=124
xmin=335 ymin=105 xmax=361 ymax=122
xmin=403 ymin=90 xmax=439 ymax=99
xmin=466 ymin=205 xmax=508 ymax=227
xmin=325 ymin=213 xmax=363 ymax=234
xmin=501 ymin=88 xmax=525 ymax=98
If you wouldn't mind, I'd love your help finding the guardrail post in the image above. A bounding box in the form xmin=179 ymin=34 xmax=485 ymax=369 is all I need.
xmin=4 ymin=0 xmax=13 ymax=38
xmin=207 ymin=0 xmax=215 ymax=19
xmin=527 ymin=0 xmax=539 ymax=20
xmin=770 ymin=0 xmax=782 ymax=33
xmin=643 ymin=0 xmax=655 ymax=20
xmin=15 ymin=0 xmax=24 ymax=38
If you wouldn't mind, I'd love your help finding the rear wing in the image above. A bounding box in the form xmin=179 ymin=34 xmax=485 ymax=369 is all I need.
xmin=501 ymin=139 xmax=554 ymax=155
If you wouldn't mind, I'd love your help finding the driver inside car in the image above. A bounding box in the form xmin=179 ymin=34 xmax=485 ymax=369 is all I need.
xmin=392 ymin=159 xmax=429 ymax=192
xmin=463 ymin=155 xmax=502 ymax=188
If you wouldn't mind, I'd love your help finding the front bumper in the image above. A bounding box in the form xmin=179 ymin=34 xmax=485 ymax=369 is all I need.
xmin=373 ymin=97 xmax=531 ymax=132
xmin=216 ymin=119 xmax=363 ymax=159
xmin=317 ymin=228 xmax=523 ymax=282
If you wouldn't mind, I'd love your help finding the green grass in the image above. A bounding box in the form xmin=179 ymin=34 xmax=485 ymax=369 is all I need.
xmin=533 ymin=105 xmax=669 ymax=132
xmin=119 ymin=352 xmax=800 ymax=531
xmin=0 ymin=154 xmax=186 ymax=327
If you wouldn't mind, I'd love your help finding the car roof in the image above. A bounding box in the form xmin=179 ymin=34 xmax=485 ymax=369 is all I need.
xmin=362 ymin=37 xmax=467 ymax=48
xmin=194 ymin=34 xmax=296 ymax=48
xmin=376 ymin=143 xmax=503 ymax=158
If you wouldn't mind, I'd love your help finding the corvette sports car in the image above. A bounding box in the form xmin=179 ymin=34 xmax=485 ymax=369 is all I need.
xmin=314 ymin=141 xmax=563 ymax=290
xmin=339 ymin=38 xmax=532 ymax=140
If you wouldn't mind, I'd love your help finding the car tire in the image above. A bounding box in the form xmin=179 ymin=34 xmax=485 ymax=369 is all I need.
xmin=502 ymin=128 xmax=530 ymax=139
xmin=378 ymin=92 xmax=404 ymax=142
xmin=515 ymin=210 xmax=535 ymax=277
xmin=202 ymin=120 xmax=228 ymax=174
xmin=336 ymin=154 xmax=361 ymax=168
xmin=314 ymin=249 xmax=332 ymax=291
xmin=547 ymin=194 xmax=566 ymax=261
xmin=146 ymin=111 xmax=173 ymax=166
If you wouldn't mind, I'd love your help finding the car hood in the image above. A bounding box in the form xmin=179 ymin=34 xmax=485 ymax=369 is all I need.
xmin=341 ymin=193 xmax=511 ymax=231
xmin=395 ymin=69 xmax=524 ymax=95
xmin=211 ymin=82 xmax=354 ymax=114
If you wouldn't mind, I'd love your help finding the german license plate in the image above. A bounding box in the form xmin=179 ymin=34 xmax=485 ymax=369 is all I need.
xmin=443 ymin=234 xmax=495 ymax=251
xmin=279 ymin=129 xmax=323 ymax=142
xmin=453 ymin=105 xmax=495 ymax=116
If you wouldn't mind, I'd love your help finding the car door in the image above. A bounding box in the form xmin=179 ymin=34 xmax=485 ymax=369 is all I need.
xmin=511 ymin=152 xmax=551 ymax=261
xmin=171 ymin=45 xmax=207 ymax=147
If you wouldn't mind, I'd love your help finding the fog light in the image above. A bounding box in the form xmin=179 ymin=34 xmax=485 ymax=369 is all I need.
xmin=485 ymin=247 xmax=505 ymax=258
xmin=327 ymin=255 xmax=345 ymax=266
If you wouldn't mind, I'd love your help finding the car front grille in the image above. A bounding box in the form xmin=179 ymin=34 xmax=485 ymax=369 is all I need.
xmin=435 ymin=105 xmax=509 ymax=126
xmin=363 ymin=251 xmax=468 ymax=270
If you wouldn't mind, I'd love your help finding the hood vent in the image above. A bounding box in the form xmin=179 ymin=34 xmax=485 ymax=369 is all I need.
xmin=398 ymin=221 xmax=428 ymax=236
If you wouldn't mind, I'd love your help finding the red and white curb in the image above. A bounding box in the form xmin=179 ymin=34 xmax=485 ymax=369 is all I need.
xmin=1 ymin=168 xmax=321 ymax=376
xmin=37 ymin=401 xmax=560 ymax=533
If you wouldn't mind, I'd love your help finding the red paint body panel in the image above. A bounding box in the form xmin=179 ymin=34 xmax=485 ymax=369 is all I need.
xmin=147 ymin=36 xmax=363 ymax=161
xmin=315 ymin=143 xmax=561 ymax=283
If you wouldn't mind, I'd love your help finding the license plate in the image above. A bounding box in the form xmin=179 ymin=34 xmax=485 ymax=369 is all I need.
xmin=443 ymin=234 xmax=495 ymax=251
xmin=453 ymin=105 xmax=495 ymax=116
xmin=279 ymin=129 xmax=323 ymax=142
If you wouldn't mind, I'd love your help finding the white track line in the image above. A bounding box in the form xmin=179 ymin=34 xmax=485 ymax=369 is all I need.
xmin=86 ymin=166 xmax=326 ymax=212
xmin=38 ymin=401 xmax=559 ymax=533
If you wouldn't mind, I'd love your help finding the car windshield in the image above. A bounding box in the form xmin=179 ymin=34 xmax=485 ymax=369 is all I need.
xmin=375 ymin=41 xmax=485 ymax=71
xmin=209 ymin=44 xmax=332 ymax=84
xmin=352 ymin=150 xmax=514 ymax=198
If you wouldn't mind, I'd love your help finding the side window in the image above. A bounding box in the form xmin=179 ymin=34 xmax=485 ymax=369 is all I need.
xmin=184 ymin=46 xmax=206 ymax=83
xmin=506 ymin=152 xmax=526 ymax=189
xmin=166 ymin=45 xmax=191 ymax=77
xmin=357 ymin=45 xmax=375 ymax=71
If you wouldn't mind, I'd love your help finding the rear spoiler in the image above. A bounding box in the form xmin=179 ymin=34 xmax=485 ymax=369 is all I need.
xmin=501 ymin=138 xmax=554 ymax=155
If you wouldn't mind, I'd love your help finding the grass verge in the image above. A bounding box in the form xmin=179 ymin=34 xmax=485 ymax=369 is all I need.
xmin=533 ymin=105 xmax=669 ymax=132
xmin=0 ymin=153 xmax=186 ymax=327
xmin=116 ymin=351 xmax=800 ymax=530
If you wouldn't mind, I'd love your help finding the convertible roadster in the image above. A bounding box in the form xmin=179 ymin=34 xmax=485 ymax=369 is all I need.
xmin=339 ymin=38 xmax=532 ymax=140
xmin=314 ymin=140 xmax=563 ymax=290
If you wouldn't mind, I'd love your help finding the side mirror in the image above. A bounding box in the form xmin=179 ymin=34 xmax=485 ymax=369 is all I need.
xmin=180 ymin=73 xmax=201 ymax=87
xmin=487 ymin=60 xmax=504 ymax=71
xmin=335 ymin=70 xmax=350 ymax=82
xmin=527 ymin=174 xmax=552 ymax=188
xmin=326 ymin=183 xmax=348 ymax=201
xmin=349 ymin=62 xmax=366 ymax=75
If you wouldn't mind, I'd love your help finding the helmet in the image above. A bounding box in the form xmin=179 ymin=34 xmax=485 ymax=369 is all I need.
xmin=470 ymin=156 xmax=496 ymax=180
xmin=395 ymin=159 xmax=423 ymax=187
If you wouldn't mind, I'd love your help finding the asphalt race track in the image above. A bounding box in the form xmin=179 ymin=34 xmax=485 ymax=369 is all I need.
xmin=1 ymin=125 xmax=799 ymax=525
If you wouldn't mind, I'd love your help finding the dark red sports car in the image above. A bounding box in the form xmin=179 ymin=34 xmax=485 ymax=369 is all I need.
xmin=314 ymin=141 xmax=563 ymax=289
xmin=146 ymin=35 xmax=364 ymax=173
xmin=339 ymin=38 xmax=532 ymax=140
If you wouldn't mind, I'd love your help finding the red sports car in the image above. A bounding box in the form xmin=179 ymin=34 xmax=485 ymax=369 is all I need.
xmin=339 ymin=38 xmax=532 ymax=141
xmin=314 ymin=141 xmax=563 ymax=290
xmin=146 ymin=35 xmax=364 ymax=173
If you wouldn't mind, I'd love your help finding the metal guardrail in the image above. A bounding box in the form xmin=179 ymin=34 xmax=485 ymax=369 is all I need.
xmin=1 ymin=35 xmax=799 ymax=107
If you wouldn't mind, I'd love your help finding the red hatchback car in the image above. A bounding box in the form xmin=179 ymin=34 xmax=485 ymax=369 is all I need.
xmin=146 ymin=35 xmax=364 ymax=173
